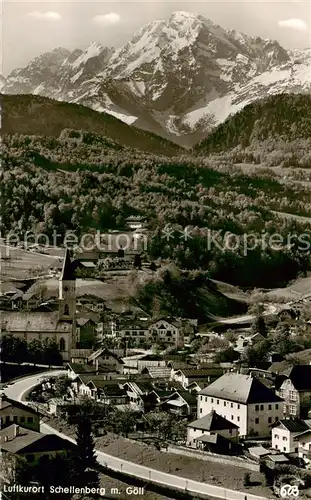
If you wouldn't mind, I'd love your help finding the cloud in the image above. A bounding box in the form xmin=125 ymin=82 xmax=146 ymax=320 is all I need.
xmin=93 ymin=13 xmax=121 ymax=26
xmin=278 ymin=18 xmax=308 ymax=32
xmin=27 ymin=11 xmax=61 ymax=20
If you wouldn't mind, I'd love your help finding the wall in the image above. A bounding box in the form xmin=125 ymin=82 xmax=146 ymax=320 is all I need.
xmin=0 ymin=405 xmax=40 ymax=432
xmin=166 ymin=444 xmax=260 ymax=472
xmin=272 ymin=426 xmax=296 ymax=453
xmin=247 ymin=402 xmax=283 ymax=438
xmin=198 ymin=396 xmax=248 ymax=437
xmin=187 ymin=427 xmax=239 ymax=447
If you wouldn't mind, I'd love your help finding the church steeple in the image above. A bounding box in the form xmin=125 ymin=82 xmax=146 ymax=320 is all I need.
xmin=59 ymin=249 xmax=77 ymax=353
xmin=60 ymin=249 xmax=76 ymax=282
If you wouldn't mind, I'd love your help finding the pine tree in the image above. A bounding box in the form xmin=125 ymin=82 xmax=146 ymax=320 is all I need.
xmin=71 ymin=415 xmax=99 ymax=493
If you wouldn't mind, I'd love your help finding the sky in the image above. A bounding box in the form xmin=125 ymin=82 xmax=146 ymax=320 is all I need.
xmin=2 ymin=0 xmax=311 ymax=75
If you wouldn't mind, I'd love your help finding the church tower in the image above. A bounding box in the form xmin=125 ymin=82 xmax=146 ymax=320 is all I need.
xmin=59 ymin=249 xmax=77 ymax=354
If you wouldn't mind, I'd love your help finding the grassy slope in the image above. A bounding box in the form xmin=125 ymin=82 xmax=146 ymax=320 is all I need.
xmin=0 ymin=94 xmax=183 ymax=157
xmin=194 ymin=93 xmax=311 ymax=154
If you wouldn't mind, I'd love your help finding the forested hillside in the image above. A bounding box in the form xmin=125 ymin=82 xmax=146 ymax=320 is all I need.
xmin=2 ymin=132 xmax=311 ymax=288
xmin=0 ymin=94 xmax=182 ymax=156
xmin=194 ymin=94 xmax=311 ymax=167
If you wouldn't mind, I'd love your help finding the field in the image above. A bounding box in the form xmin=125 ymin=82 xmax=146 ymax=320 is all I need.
xmin=265 ymin=275 xmax=311 ymax=301
xmin=0 ymin=243 xmax=61 ymax=280
xmin=47 ymin=418 xmax=272 ymax=498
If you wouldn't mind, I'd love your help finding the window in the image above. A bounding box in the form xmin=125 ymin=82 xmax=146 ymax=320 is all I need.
xmin=231 ymin=403 xmax=233 ymax=408
xmin=237 ymin=416 xmax=240 ymax=422
xmin=200 ymin=408 xmax=202 ymax=414
xmin=5 ymin=416 xmax=10 ymax=423
xmin=231 ymin=415 xmax=234 ymax=420
xmin=275 ymin=434 xmax=279 ymax=439
xmin=255 ymin=405 xmax=259 ymax=412
xmin=205 ymin=397 xmax=208 ymax=402
xmin=27 ymin=417 xmax=33 ymax=423
xmin=224 ymin=401 xmax=226 ymax=407
xmin=268 ymin=404 xmax=272 ymax=410
xmin=13 ymin=416 xmax=18 ymax=423
xmin=268 ymin=417 xmax=272 ymax=424
xmin=260 ymin=404 xmax=264 ymax=411
xmin=289 ymin=391 xmax=297 ymax=401
xmin=289 ymin=405 xmax=297 ymax=416
xmin=64 ymin=304 xmax=69 ymax=315
xmin=20 ymin=416 xmax=25 ymax=423
xmin=217 ymin=400 xmax=219 ymax=405
xmin=283 ymin=436 xmax=288 ymax=441
xmin=283 ymin=447 xmax=286 ymax=452
xmin=275 ymin=404 xmax=279 ymax=410
xmin=200 ymin=396 xmax=202 ymax=401
xmin=255 ymin=418 xmax=259 ymax=424
xmin=237 ymin=404 xmax=240 ymax=409
xmin=211 ymin=398 xmax=214 ymax=403
xmin=59 ymin=338 xmax=66 ymax=351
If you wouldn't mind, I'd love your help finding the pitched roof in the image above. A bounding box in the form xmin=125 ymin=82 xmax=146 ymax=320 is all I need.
xmin=60 ymin=249 xmax=75 ymax=281
xmin=67 ymin=363 xmax=111 ymax=374
xmin=145 ymin=367 xmax=172 ymax=378
xmin=88 ymin=348 xmax=124 ymax=364
xmin=199 ymin=373 xmax=283 ymax=404
xmin=188 ymin=410 xmax=238 ymax=431
xmin=0 ymin=396 xmax=39 ymax=416
xmin=0 ymin=425 xmax=72 ymax=454
xmin=281 ymin=365 xmax=311 ymax=391
xmin=176 ymin=367 xmax=224 ymax=378
xmin=273 ymin=419 xmax=311 ymax=433
xmin=0 ymin=311 xmax=72 ymax=333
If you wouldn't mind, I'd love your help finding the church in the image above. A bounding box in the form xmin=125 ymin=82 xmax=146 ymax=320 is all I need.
xmin=0 ymin=250 xmax=77 ymax=361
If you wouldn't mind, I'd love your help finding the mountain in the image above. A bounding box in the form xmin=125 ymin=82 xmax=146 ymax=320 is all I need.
xmin=2 ymin=11 xmax=311 ymax=145
xmin=194 ymin=94 xmax=311 ymax=154
xmin=0 ymin=94 xmax=183 ymax=156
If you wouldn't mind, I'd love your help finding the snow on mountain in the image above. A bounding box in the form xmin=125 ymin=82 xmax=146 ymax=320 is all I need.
xmin=2 ymin=11 xmax=310 ymax=145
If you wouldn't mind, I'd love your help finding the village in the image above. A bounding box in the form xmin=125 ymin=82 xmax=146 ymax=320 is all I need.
xmin=1 ymin=221 xmax=311 ymax=500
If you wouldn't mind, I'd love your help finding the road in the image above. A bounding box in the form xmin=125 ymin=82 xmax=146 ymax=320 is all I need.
xmin=4 ymin=371 xmax=274 ymax=500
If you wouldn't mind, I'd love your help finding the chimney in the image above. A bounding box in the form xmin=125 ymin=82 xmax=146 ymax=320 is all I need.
xmin=14 ymin=425 xmax=19 ymax=438
xmin=95 ymin=359 xmax=99 ymax=374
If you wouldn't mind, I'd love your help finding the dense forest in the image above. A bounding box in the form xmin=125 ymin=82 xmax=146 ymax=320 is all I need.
xmin=2 ymin=128 xmax=311 ymax=288
xmin=0 ymin=93 xmax=182 ymax=156
xmin=194 ymin=94 xmax=311 ymax=167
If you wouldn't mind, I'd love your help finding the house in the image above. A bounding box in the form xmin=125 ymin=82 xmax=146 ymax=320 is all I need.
xmin=235 ymin=332 xmax=265 ymax=354
xmin=271 ymin=418 xmax=311 ymax=453
xmin=122 ymin=381 xmax=154 ymax=411
xmin=148 ymin=318 xmax=195 ymax=348
xmin=76 ymin=294 xmax=105 ymax=312
xmin=76 ymin=317 xmax=98 ymax=348
xmin=276 ymin=365 xmax=311 ymax=418
xmin=187 ymin=410 xmax=239 ymax=452
xmin=142 ymin=366 xmax=172 ymax=379
xmin=171 ymin=366 xmax=225 ymax=389
xmin=294 ymin=427 xmax=311 ymax=464
xmin=67 ymin=362 xmax=112 ymax=380
xmin=125 ymin=216 xmax=146 ymax=230
xmin=198 ymin=373 xmax=283 ymax=438
xmin=0 ymin=424 xmax=73 ymax=465
xmin=86 ymin=380 xmax=128 ymax=405
xmin=158 ymin=391 xmax=197 ymax=417
xmin=88 ymin=348 xmax=124 ymax=373
xmin=122 ymin=354 xmax=166 ymax=374
xmin=118 ymin=320 xmax=149 ymax=347
xmin=70 ymin=349 xmax=92 ymax=364
xmin=0 ymin=396 xmax=40 ymax=432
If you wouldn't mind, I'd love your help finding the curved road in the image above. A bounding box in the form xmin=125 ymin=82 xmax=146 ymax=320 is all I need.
xmin=4 ymin=371 xmax=273 ymax=500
